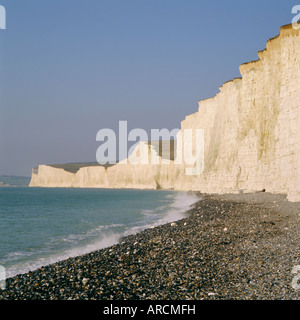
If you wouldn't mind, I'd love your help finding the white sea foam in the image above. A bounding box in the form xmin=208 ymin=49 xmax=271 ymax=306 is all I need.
xmin=157 ymin=192 xmax=199 ymax=223
xmin=5 ymin=233 xmax=120 ymax=278
xmin=116 ymin=192 xmax=199 ymax=238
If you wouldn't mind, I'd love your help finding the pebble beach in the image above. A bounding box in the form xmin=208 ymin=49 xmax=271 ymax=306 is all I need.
xmin=0 ymin=192 xmax=299 ymax=300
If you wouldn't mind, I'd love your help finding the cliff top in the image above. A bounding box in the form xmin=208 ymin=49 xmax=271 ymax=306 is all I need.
xmin=195 ymin=23 xmax=299 ymax=107
xmin=48 ymin=162 xmax=113 ymax=174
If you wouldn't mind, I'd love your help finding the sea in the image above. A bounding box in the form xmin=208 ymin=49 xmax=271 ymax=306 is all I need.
xmin=0 ymin=187 xmax=199 ymax=278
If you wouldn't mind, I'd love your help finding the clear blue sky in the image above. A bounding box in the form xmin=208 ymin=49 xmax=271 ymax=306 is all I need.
xmin=0 ymin=0 xmax=298 ymax=176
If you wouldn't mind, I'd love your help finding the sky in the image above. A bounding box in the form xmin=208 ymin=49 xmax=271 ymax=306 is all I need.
xmin=0 ymin=0 xmax=298 ymax=176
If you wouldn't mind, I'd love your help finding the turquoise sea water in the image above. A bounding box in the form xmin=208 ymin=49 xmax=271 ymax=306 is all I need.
xmin=0 ymin=188 xmax=198 ymax=278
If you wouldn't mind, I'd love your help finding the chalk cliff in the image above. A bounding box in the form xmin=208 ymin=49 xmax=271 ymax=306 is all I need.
xmin=29 ymin=24 xmax=300 ymax=202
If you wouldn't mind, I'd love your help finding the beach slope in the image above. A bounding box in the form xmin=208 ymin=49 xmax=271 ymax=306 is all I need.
xmin=0 ymin=192 xmax=299 ymax=300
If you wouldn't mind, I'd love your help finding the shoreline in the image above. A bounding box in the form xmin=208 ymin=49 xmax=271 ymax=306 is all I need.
xmin=0 ymin=192 xmax=299 ymax=300
xmin=1 ymin=189 xmax=198 ymax=279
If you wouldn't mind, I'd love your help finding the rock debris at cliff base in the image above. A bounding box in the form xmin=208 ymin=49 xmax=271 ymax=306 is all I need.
xmin=0 ymin=192 xmax=299 ymax=300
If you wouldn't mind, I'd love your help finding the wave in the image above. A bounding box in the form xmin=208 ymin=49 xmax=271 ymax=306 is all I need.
xmin=5 ymin=191 xmax=199 ymax=278
xmin=5 ymin=233 xmax=120 ymax=278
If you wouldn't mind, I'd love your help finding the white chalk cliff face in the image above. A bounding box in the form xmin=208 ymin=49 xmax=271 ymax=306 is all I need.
xmin=29 ymin=24 xmax=300 ymax=202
